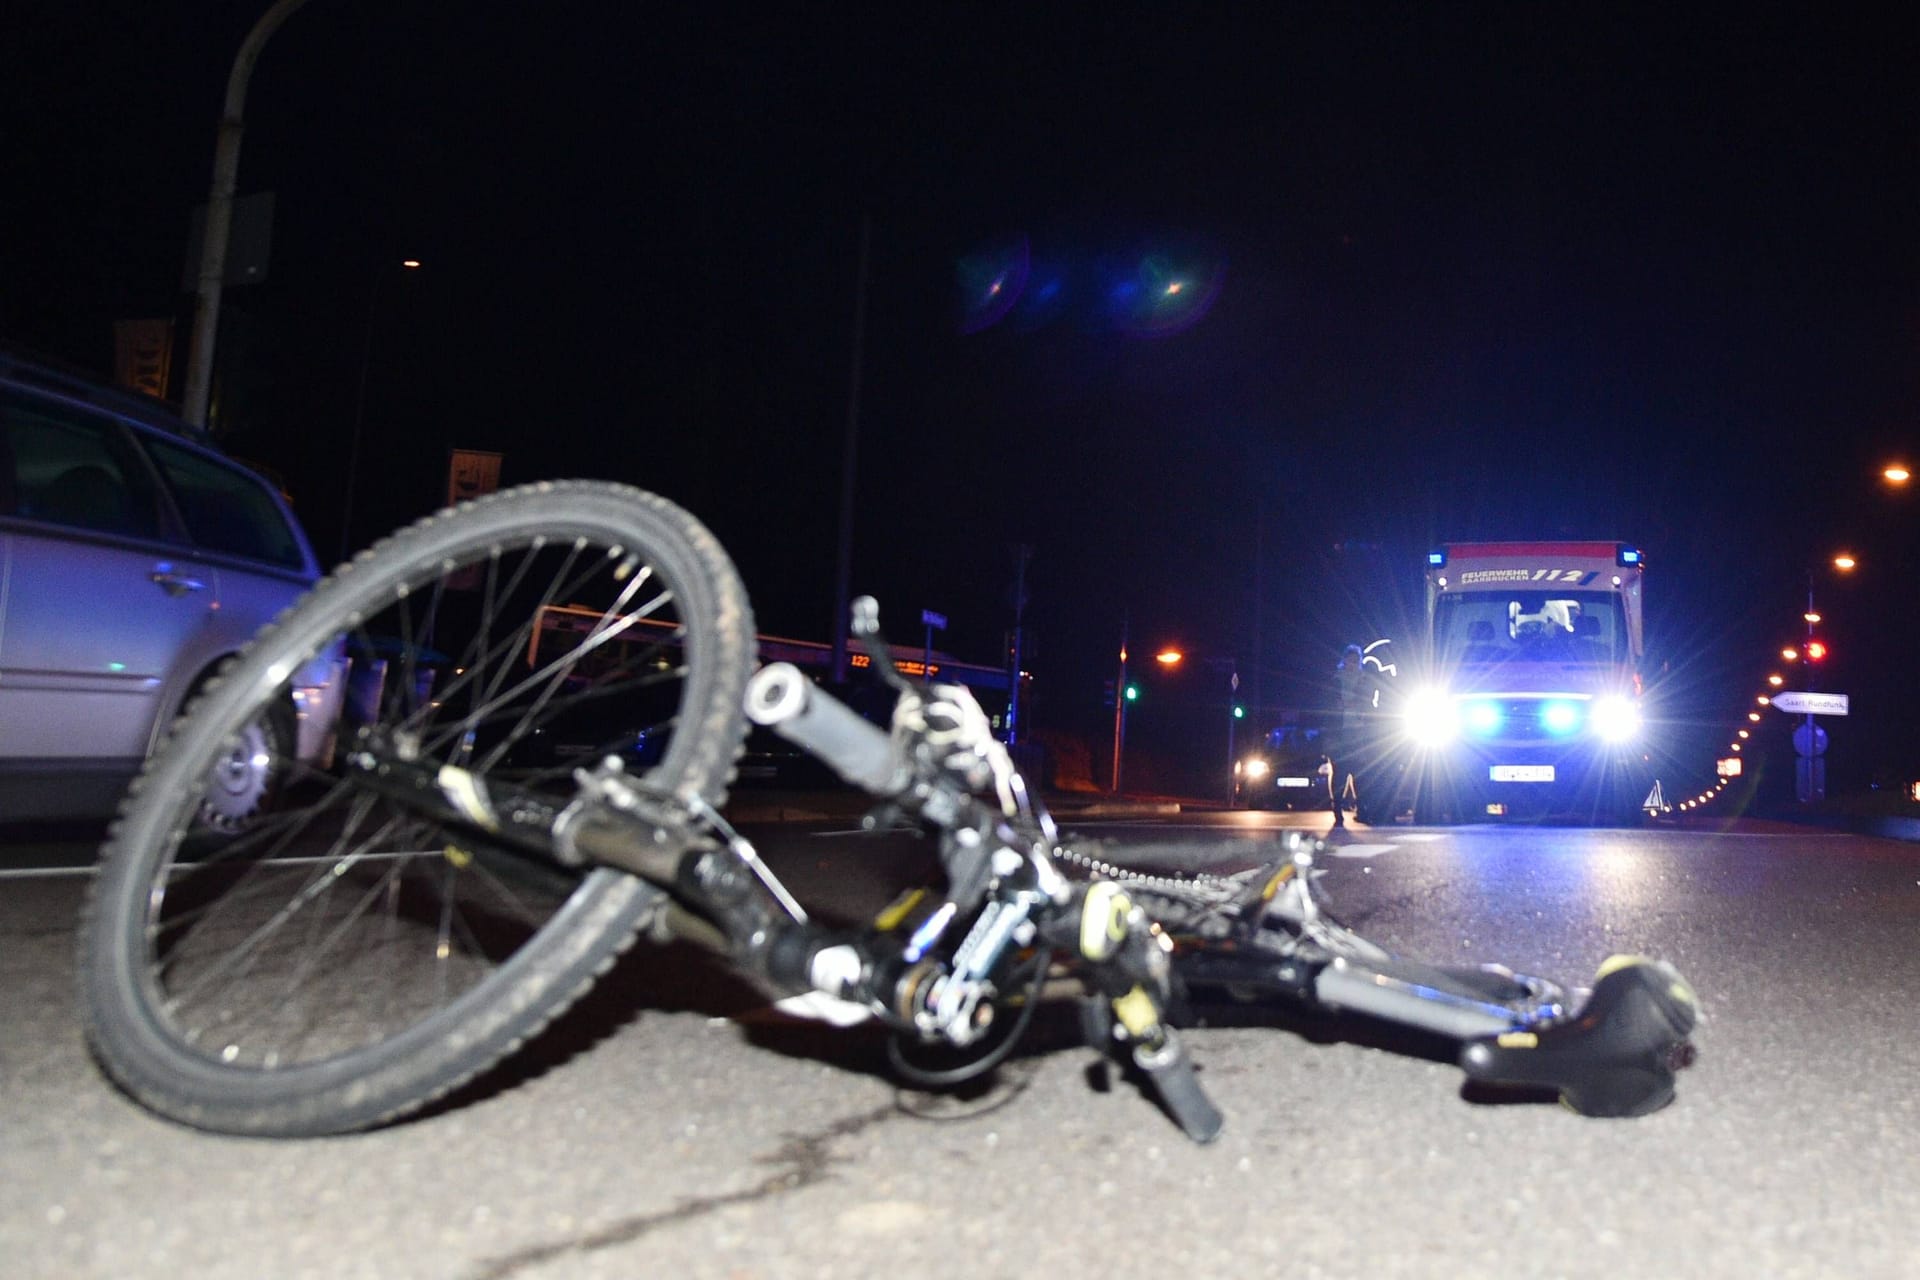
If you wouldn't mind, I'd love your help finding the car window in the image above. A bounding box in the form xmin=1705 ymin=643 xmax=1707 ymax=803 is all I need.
xmin=139 ymin=435 xmax=306 ymax=569
xmin=0 ymin=387 xmax=164 ymax=539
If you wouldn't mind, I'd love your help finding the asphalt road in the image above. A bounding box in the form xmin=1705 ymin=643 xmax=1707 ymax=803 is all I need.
xmin=4 ymin=809 xmax=1918 ymax=1280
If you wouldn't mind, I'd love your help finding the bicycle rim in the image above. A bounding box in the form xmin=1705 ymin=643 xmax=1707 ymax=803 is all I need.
xmin=82 ymin=482 xmax=754 ymax=1134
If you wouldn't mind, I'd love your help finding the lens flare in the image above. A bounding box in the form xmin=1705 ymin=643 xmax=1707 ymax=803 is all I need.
xmin=1105 ymin=243 xmax=1226 ymax=336
xmin=955 ymin=234 xmax=1031 ymax=334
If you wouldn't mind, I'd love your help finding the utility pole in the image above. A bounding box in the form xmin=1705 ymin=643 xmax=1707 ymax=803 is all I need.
xmin=1110 ymin=616 xmax=1129 ymax=792
xmin=1005 ymin=543 xmax=1031 ymax=743
xmin=181 ymin=0 xmax=311 ymax=429
xmin=829 ymin=215 xmax=871 ymax=683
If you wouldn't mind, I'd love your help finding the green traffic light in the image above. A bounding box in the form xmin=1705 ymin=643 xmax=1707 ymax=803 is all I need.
xmin=1232 ymin=705 xmax=1245 ymax=719
xmin=1124 ymin=684 xmax=1140 ymax=701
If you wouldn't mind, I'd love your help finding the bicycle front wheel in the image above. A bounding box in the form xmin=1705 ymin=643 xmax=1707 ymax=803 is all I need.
xmin=81 ymin=481 xmax=755 ymax=1135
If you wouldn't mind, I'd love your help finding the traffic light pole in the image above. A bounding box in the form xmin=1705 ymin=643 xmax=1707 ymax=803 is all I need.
xmin=1801 ymin=572 xmax=1821 ymax=802
xmin=1110 ymin=616 xmax=1129 ymax=792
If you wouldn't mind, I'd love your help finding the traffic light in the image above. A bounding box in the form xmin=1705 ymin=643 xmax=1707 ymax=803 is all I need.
xmin=1807 ymin=639 xmax=1828 ymax=662
xmin=1232 ymin=704 xmax=1245 ymax=719
xmin=1124 ymin=683 xmax=1140 ymax=702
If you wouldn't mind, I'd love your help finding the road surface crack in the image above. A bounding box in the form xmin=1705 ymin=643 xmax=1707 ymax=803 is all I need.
xmin=468 ymin=1102 xmax=896 ymax=1280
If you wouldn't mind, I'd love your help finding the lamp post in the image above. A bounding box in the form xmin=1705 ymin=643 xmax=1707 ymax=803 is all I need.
xmin=1110 ymin=618 xmax=1129 ymax=793
xmin=1154 ymin=647 xmax=1243 ymax=803
xmin=181 ymin=0 xmax=312 ymax=429
xmin=338 ymin=258 xmax=422 ymax=561
xmin=1791 ymin=555 xmax=1853 ymax=803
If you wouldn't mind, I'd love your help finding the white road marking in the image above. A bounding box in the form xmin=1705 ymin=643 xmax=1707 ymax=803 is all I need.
xmin=1326 ymin=843 xmax=1397 ymax=858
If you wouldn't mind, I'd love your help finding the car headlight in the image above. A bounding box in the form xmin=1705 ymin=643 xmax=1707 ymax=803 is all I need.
xmin=1403 ymin=686 xmax=1459 ymax=746
xmin=1591 ymin=694 xmax=1642 ymax=743
xmin=1241 ymin=758 xmax=1271 ymax=780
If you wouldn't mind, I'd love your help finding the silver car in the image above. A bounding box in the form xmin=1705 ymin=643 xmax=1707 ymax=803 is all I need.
xmin=0 ymin=353 xmax=342 ymax=825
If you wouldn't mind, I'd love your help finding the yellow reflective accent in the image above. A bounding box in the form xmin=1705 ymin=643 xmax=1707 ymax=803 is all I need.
xmin=443 ymin=845 xmax=472 ymax=869
xmin=873 ymin=888 xmax=927 ymax=933
xmin=1595 ymin=953 xmax=1648 ymax=979
xmin=1260 ymin=865 xmax=1296 ymax=902
xmin=1080 ymin=882 xmax=1131 ymax=961
xmin=1112 ymin=986 xmax=1160 ymax=1037
xmin=1496 ymin=1031 xmax=1539 ymax=1049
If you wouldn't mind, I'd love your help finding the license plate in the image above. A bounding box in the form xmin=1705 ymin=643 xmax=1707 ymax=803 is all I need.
xmin=1273 ymin=776 xmax=1313 ymax=788
xmin=1490 ymin=764 xmax=1555 ymax=782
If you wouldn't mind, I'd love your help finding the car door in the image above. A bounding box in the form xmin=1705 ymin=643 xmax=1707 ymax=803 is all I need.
xmin=0 ymin=388 xmax=218 ymax=764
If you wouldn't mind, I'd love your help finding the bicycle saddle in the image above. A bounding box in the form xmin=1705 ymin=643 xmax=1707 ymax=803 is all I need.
xmin=1458 ymin=955 xmax=1698 ymax=1117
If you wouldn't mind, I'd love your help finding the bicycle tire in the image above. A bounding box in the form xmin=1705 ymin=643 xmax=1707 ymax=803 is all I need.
xmin=80 ymin=481 xmax=755 ymax=1135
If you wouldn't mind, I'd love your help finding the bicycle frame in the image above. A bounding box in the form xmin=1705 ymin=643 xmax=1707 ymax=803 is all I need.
xmin=345 ymin=596 xmax=1698 ymax=1142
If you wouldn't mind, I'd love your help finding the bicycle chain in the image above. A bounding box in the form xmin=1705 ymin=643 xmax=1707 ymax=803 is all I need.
xmin=1048 ymin=844 xmax=1262 ymax=908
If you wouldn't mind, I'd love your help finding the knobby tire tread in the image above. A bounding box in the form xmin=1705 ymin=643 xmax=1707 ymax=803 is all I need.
xmin=79 ymin=481 xmax=755 ymax=1136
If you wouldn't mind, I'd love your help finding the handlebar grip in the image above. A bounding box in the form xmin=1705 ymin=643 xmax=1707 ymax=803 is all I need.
xmin=744 ymin=663 xmax=905 ymax=796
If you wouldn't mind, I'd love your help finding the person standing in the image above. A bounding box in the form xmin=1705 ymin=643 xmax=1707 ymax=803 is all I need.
xmin=1326 ymin=643 xmax=1365 ymax=826
xmin=1317 ymin=752 xmax=1345 ymax=828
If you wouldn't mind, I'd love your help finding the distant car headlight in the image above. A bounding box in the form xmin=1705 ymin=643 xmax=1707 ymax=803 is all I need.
xmin=1242 ymin=758 xmax=1271 ymax=780
xmin=1403 ymin=686 xmax=1459 ymax=746
xmin=1592 ymin=694 xmax=1642 ymax=743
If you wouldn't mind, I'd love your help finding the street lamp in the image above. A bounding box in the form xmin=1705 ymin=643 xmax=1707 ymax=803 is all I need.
xmin=339 ymin=258 xmax=422 ymax=561
xmin=182 ymin=0 xmax=313 ymax=429
xmin=1150 ymin=646 xmax=1242 ymax=802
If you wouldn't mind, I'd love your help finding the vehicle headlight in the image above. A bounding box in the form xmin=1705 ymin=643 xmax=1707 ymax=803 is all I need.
xmin=1540 ymin=699 xmax=1582 ymax=737
xmin=1462 ymin=698 xmax=1504 ymax=737
xmin=1242 ymin=758 xmax=1271 ymax=780
xmin=1591 ymin=694 xmax=1642 ymax=743
xmin=1403 ymin=686 xmax=1459 ymax=746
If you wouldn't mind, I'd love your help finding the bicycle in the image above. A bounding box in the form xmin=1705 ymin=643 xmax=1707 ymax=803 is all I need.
xmin=79 ymin=481 xmax=1697 ymax=1143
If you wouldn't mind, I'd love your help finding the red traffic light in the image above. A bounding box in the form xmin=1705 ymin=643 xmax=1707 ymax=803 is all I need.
xmin=1806 ymin=640 xmax=1828 ymax=662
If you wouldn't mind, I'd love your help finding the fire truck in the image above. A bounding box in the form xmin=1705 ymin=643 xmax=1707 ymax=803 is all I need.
xmin=1395 ymin=541 xmax=1657 ymax=824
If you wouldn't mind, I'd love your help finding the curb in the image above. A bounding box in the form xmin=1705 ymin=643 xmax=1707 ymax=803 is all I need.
xmin=722 ymin=792 xmax=1188 ymax=825
xmin=1860 ymin=815 xmax=1920 ymax=843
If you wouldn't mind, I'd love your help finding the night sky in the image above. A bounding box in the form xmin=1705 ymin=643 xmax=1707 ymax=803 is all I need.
xmin=7 ymin=4 xmax=1917 ymax=794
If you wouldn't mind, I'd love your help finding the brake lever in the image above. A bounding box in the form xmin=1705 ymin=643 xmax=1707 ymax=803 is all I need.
xmin=851 ymin=595 xmax=914 ymax=692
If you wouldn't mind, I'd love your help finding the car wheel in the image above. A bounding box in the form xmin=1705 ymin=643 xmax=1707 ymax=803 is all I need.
xmin=195 ymin=701 xmax=291 ymax=835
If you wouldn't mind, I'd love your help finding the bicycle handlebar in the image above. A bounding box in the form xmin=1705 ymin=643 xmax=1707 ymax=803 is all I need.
xmin=745 ymin=663 xmax=906 ymax=796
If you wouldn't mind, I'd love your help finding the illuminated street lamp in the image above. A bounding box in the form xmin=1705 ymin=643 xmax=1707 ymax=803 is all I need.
xmin=1768 ymin=673 xmax=1785 ymax=687
xmin=1832 ymin=553 xmax=1857 ymax=572
xmin=1781 ymin=647 xmax=1799 ymax=662
xmin=1150 ymin=645 xmax=1242 ymax=802
xmin=1883 ymin=463 xmax=1911 ymax=486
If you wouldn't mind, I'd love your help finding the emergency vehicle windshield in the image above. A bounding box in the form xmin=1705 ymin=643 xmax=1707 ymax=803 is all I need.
xmin=1434 ymin=591 xmax=1629 ymax=667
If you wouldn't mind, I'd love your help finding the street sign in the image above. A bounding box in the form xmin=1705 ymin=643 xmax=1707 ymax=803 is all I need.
xmin=1772 ymin=691 xmax=1849 ymax=716
xmin=920 ymin=610 xmax=947 ymax=630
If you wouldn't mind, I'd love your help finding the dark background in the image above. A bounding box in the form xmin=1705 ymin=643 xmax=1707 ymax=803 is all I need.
xmin=5 ymin=3 xmax=1916 ymax=798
